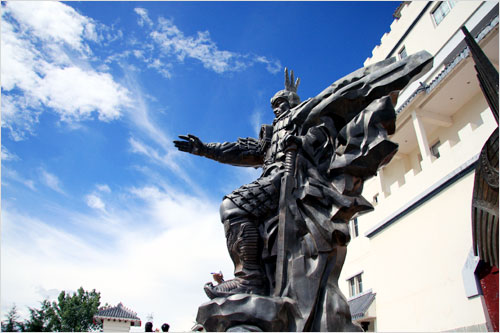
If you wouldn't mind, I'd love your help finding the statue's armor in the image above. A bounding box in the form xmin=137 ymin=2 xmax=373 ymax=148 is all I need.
xmin=220 ymin=110 xmax=295 ymax=219
xmin=263 ymin=110 xmax=294 ymax=172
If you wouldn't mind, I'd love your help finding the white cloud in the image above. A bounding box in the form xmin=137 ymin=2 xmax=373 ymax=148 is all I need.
xmin=37 ymin=66 xmax=131 ymax=122
xmin=1 ymin=185 xmax=233 ymax=331
xmin=127 ymin=136 xmax=200 ymax=193
xmin=96 ymin=184 xmax=111 ymax=193
xmin=151 ymin=19 xmax=240 ymax=74
xmin=1 ymin=2 xmax=132 ymax=140
xmin=1 ymin=145 xmax=19 ymax=162
xmin=1 ymin=93 xmax=42 ymax=142
xmin=255 ymin=56 xmax=282 ymax=75
xmin=119 ymin=70 xmax=201 ymax=191
xmin=132 ymin=8 xmax=281 ymax=76
xmin=85 ymin=194 xmax=106 ymax=212
xmin=250 ymin=109 xmax=264 ymax=137
xmin=1 ymin=16 xmax=43 ymax=92
xmin=134 ymin=8 xmax=153 ymax=28
xmin=39 ymin=168 xmax=64 ymax=194
xmin=147 ymin=58 xmax=172 ymax=79
xmin=2 ymin=167 xmax=36 ymax=191
xmin=5 ymin=1 xmax=97 ymax=52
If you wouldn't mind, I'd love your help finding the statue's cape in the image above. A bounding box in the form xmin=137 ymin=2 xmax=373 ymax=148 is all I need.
xmin=291 ymin=50 xmax=433 ymax=134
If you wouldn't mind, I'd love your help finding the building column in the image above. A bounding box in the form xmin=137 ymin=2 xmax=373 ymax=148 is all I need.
xmin=411 ymin=110 xmax=433 ymax=168
xmin=378 ymin=167 xmax=390 ymax=199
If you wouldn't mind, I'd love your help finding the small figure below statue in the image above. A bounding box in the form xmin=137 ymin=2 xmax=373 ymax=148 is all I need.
xmin=175 ymin=52 xmax=433 ymax=331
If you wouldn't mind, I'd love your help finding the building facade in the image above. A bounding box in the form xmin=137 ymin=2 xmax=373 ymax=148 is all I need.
xmin=340 ymin=1 xmax=499 ymax=331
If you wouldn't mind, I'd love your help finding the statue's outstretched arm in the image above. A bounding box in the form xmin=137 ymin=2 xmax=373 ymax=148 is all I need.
xmin=173 ymin=134 xmax=264 ymax=167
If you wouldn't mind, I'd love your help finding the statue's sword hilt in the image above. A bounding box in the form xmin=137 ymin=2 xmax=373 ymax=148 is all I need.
xmin=274 ymin=143 xmax=298 ymax=297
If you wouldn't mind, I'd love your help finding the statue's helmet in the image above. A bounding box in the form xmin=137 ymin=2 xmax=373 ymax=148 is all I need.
xmin=270 ymin=89 xmax=301 ymax=108
xmin=270 ymin=68 xmax=301 ymax=108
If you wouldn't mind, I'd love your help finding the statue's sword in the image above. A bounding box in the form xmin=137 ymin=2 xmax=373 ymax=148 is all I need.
xmin=273 ymin=143 xmax=298 ymax=297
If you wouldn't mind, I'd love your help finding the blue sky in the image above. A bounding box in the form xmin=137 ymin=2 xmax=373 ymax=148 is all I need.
xmin=1 ymin=1 xmax=399 ymax=330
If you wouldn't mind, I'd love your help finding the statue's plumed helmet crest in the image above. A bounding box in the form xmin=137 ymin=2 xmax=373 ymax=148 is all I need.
xmin=270 ymin=68 xmax=301 ymax=108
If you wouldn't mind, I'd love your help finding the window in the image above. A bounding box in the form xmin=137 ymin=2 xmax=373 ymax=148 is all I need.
xmin=398 ymin=46 xmax=407 ymax=60
xmin=350 ymin=218 xmax=359 ymax=238
xmin=430 ymin=140 xmax=441 ymax=159
xmin=431 ymin=1 xmax=456 ymax=26
xmin=348 ymin=273 xmax=363 ymax=297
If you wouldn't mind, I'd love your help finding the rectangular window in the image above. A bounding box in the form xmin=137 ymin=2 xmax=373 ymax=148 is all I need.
xmin=350 ymin=218 xmax=359 ymax=238
xmin=431 ymin=140 xmax=441 ymax=159
xmin=348 ymin=273 xmax=363 ymax=297
xmin=398 ymin=46 xmax=407 ymax=60
xmin=349 ymin=278 xmax=356 ymax=297
xmin=431 ymin=1 xmax=456 ymax=26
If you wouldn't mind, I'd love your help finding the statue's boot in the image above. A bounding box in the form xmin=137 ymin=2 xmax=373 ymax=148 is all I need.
xmin=204 ymin=219 xmax=267 ymax=299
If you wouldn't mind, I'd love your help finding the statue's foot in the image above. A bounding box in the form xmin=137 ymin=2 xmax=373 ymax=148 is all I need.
xmin=204 ymin=278 xmax=266 ymax=299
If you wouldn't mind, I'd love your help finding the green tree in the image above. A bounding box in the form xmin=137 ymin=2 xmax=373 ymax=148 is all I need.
xmin=22 ymin=287 xmax=102 ymax=332
xmin=53 ymin=287 xmax=102 ymax=332
xmin=24 ymin=300 xmax=58 ymax=332
xmin=1 ymin=304 xmax=24 ymax=332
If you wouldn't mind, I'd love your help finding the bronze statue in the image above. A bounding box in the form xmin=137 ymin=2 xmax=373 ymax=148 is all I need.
xmin=175 ymin=52 xmax=433 ymax=331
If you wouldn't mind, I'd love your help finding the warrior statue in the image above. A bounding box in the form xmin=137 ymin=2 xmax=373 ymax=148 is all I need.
xmin=175 ymin=51 xmax=433 ymax=331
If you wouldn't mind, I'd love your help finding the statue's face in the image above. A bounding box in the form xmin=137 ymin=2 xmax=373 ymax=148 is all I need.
xmin=271 ymin=97 xmax=290 ymax=117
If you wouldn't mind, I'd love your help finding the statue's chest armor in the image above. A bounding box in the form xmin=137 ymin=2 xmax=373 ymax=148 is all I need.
xmin=265 ymin=112 xmax=293 ymax=164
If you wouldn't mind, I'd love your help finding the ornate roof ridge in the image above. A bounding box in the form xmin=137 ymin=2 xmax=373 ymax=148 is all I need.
xmin=95 ymin=302 xmax=140 ymax=320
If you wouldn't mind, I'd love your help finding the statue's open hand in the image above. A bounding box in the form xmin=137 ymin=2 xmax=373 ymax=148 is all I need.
xmin=173 ymin=134 xmax=205 ymax=155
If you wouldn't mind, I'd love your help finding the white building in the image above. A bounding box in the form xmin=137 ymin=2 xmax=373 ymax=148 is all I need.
xmin=340 ymin=1 xmax=499 ymax=331
xmin=94 ymin=302 xmax=141 ymax=332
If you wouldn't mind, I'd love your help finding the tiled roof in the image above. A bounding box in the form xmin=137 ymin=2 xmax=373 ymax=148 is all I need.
xmin=348 ymin=291 xmax=376 ymax=320
xmin=95 ymin=302 xmax=140 ymax=321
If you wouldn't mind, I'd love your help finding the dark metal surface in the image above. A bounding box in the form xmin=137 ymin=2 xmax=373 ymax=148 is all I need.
xmin=472 ymin=130 xmax=499 ymax=268
xmin=462 ymin=25 xmax=499 ymax=269
xmin=174 ymin=52 xmax=433 ymax=331
xmin=461 ymin=26 xmax=498 ymax=123
xmin=273 ymin=144 xmax=297 ymax=298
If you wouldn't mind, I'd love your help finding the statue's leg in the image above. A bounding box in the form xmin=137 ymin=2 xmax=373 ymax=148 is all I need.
xmin=204 ymin=199 xmax=268 ymax=299
xmin=204 ymin=177 xmax=279 ymax=299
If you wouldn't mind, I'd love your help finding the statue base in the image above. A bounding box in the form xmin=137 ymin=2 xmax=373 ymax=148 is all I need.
xmin=195 ymin=294 xmax=299 ymax=331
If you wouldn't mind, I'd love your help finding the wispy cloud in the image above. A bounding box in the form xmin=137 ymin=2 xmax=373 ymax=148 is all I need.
xmin=134 ymin=7 xmax=153 ymax=28
xmin=85 ymin=193 xmax=107 ymax=212
xmin=120 ymin=68 xmax=202 ymax=192
xmin=132 ymin=7 xmax=281 ymax=75
xmin=250 ymin=108 xmax=264 ymax=137
xmin=38 ymin=168 xmax=64 ymax=194
xmin=1 ymin=145 xmax=19 ymax=162
xmin=1 ymin=2 xmax=131 ymax=140
xmin=96 ymin=184 xmax=111 ymax=193
xmin=85 ymin=184 xmax=112 ymax=212
xmin=1 ymin=95 xmax=42 ymax=141
xmin=2 ymin=167 xmax=36 ymax=191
